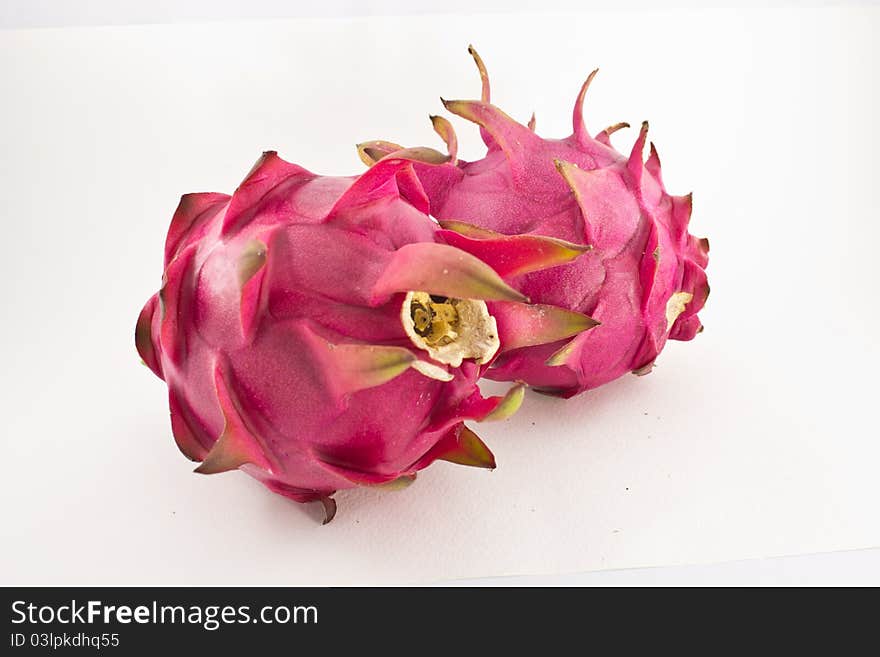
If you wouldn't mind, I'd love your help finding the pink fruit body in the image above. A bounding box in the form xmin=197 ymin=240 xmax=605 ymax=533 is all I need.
xmin=361 ymin=48 xmax=709 ymax=397
xmin=137 ymin=151 xmax=595 ymax=520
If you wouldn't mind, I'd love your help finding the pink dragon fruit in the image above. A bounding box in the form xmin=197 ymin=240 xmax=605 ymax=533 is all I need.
xmin=136 ymin=150 xmax=596 ymax=521
xmin=360 ymin=47 xmax=710 ymax=397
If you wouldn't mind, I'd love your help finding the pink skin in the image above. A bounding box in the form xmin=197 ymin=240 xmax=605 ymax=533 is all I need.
xmin=137 ymin=152 xmax=593 ymax=520
xmin=366 ymin=56 xmax=709 ymax=396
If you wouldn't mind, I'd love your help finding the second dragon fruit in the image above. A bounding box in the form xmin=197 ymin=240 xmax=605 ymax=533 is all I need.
xmin=360 ymin=47 xmax=710 ymax=397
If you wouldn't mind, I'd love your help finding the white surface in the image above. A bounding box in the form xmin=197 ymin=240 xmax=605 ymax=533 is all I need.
xmin=449 ymin=548 xmax=880 ymax=586
xmin=1 ymin=8 xmax=878 ymax=585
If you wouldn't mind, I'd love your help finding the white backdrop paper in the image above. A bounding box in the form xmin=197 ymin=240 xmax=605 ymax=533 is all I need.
xmin=1 ymin=8 xmax=878 ymax=585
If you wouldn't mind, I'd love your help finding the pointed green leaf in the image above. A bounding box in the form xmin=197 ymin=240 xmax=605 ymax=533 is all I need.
xmin=438 ymin=425 xmax=496 ymax=469
xmin=481 ymin=383 xmax=525 ymax=422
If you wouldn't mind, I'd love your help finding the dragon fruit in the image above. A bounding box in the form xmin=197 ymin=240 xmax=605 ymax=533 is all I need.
xmin=360 ymin=47 xmax=710 ymax=396
xmin=136 ymin=151 xmax=596 ymax=521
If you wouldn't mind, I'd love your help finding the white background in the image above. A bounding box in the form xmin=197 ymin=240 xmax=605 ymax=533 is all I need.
xmin=1 ymin=4 xmax=878 ymax=585
xmin=4 ymin=0 xmax=873 ymax=28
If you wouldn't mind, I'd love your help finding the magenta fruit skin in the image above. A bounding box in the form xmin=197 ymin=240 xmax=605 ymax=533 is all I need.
xmin=363 ymin=49 xmax=710 ymax=397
